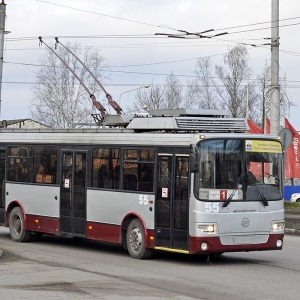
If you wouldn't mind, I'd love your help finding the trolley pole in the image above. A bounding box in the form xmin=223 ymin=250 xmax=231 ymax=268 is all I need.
xmin=270 ymin=0 xmax=280 ymax=135
xmin=0 ymin=0 xmax=6 ymax=119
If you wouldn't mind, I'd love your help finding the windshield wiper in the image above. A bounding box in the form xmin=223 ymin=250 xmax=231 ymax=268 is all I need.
xmin=246 ymin=173 xmax=269 ymax=206
xmin=223 ymin=173 xmax=245 ymax=208
xmin=250 ymin=182 xmax=269 ymax=206
xmin=223 ymin=173 xmax=269 ymax=207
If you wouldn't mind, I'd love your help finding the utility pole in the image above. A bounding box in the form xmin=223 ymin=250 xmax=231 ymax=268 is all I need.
xmin=0 ymin=0 xmax=6 ymax=119
xmin=270 ymin=0 xmax=280 ymax=135
xmin=263 ymin=60 xmax=268 ymax=133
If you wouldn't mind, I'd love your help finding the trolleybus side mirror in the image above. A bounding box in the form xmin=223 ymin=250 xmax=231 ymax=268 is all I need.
xmin=189 ymin=144 xmax=199 ymax=173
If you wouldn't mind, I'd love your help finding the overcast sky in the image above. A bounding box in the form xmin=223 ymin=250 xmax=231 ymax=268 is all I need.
xmin=2 ymin=0 xmax=300 ymax=129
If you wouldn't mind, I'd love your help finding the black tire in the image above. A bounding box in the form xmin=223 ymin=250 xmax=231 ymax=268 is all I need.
xmin=126 ymin=218 xmax=154 ymax=259
xmin=296 ymin=199 xmax=300 ymax=203
xmin=9 ymin=207 xmax=32 ymax=242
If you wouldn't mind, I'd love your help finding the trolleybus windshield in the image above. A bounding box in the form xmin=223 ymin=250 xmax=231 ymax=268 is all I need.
xmin=195 ymin=138 xmax=283 ymax=202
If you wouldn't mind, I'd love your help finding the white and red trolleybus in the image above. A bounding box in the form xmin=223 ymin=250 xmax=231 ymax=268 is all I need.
xmin=0 ymin=109 xmax=285 ymax=259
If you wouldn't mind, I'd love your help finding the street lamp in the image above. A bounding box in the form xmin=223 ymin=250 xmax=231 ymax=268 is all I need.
xmin=119 ymin=85 xmax=149 ymax=106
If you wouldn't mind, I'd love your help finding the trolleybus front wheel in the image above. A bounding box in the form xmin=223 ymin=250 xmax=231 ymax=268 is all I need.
xmin=126 ymin=218 xmax=153 ymax=259
xmin=9 ymin=207 xmax=32 ymax=242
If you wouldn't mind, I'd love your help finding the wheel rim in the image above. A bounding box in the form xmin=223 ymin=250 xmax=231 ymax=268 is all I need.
xmin=12 ymin=215 xmax=21 ymax=236
xmin=129 ymin=227 xmax=142 ymax=252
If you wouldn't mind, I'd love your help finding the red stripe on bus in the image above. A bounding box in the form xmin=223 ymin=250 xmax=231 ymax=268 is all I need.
xmin=86 ymin=221 xmax=155 ymax=248
xmin=87 ymin=222 xmax=121 ymax=243
xmin=189 ymin=234 xmax=284 ymax=254
xmin=26 ymin=214 xmax=60 ymax=234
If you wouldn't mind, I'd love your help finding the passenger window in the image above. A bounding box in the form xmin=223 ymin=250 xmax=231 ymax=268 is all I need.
xmin=92 ymin=148 xmax=120 ymax=189
xmin=123 ymin=149 xmax=154 ymax=192
xmin=33 ymin=146 xmax=57 ymax=184
xmin=7 ymin=146 xmax=32 ymax=183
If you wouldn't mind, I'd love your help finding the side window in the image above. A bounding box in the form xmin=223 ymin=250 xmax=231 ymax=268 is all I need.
xmin=92 ymin=148 xmax=120 ymax=189
xmin=33 ymin=146 xmax=58 ymax=184
xmin=7 ymin=146 xmax=32 ymax=183
xmin=123 ymin=149 xmax=154 ymax=192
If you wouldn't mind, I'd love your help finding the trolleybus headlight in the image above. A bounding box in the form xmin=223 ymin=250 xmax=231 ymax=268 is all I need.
xmin=272 ymin=221 xmax=285 ymax=232
xmin=197 ymin=224 xmax=216 ymax=234
xmin=276 ymin=240 xmax=283 ymax=248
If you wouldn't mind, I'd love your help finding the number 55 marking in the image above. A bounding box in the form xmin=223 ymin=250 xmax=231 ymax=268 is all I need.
xmin=139 ymin=194 xmax=148 ymax=205
xmin=205 ymin=203 xmax=219 ymax=213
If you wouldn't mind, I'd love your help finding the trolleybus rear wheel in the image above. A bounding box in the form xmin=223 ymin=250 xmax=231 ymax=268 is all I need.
xmin=9 ymin=207 xmax=32 ymax=242
xmin=126 ymin=218 xmax=153 ymax=259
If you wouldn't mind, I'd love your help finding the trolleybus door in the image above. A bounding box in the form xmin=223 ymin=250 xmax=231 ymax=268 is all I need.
xmin=156 ymin=154 xmax=189 ymax=251
xmin=60 ymin=151 xmax=87 ymax=236
xmin=0 ymin=149 xmax=5 ymax=224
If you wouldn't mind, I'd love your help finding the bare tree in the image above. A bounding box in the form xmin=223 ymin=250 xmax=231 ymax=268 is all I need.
xmin=257 ymin=62 xmax=293 ymax=128
xmin=128 ymin=84 xmax=164 ymax=112
xmin=244 ymin=80 xmax=262 ymax=125
xmin=186 ymin=57 xmax=219 ymax=109
xmin=215 ymin=45 xmax=252 ymax=118
xmin=130 ymin=45 xmax=264 ymax=122
xmin=186 ymin=47 xmax=261 ymax=122
xmin=128 ymin=73 xmax=183 ymax=112
xmin=30 ymin=42 xmax=109 ymax=128
xmin=164 ymin=73 xmax=183 ymax=109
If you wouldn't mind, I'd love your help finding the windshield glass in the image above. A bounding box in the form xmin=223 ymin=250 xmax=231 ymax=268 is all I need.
xmin=195 ymin=139 xmax=283 ymax=202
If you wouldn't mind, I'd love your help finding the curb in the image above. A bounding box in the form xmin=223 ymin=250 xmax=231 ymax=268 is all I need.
xmin=285 ymin=228 xmax=300 ymax=235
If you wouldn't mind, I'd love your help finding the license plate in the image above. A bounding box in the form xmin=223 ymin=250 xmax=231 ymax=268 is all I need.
xmin=233 ymin=235 xmax=255 ymax=244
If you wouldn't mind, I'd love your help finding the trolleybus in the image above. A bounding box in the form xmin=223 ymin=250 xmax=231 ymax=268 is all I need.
xmin=0 ymin=109 xmax=285 ymax=259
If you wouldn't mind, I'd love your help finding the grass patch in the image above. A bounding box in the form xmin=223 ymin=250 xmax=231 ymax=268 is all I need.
xmin=284 ymin=201 xmax=300 ymax=214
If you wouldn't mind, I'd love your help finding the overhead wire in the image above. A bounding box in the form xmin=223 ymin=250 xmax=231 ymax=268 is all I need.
xmin=35 ymin=0 xmax=163 ymax=29
xmin=2 ymin=1 xmax=299 ymax=93
xmin=3 ymin=38 xmax=300 ymax=75
xmin=27 ymin=0 xmax=300 ymax=62
xmin=3 ymin=80 xmax=300 ymax=88
xmin=5 ymin=59 xmax=300 ymax=86
xmin=4 ymin=15 xmax=300 ymax=43
xmin=35 ymin=0 xmax=300 ymax=35
xmin=214 ymin=16 xmax=300 ymax=32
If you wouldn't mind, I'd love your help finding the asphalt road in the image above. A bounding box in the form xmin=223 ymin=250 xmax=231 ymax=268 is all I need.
xmin=0 ymin=226 xmax=300 ymax=300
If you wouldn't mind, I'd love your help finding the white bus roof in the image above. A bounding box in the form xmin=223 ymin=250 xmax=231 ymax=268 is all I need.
xmin=0 ymin=129 xmax=279 ymax=147
xmin=92 ymin=109 xmax=248 ymax=133
xmin=0 ymin=109 xmax=281 ymax=145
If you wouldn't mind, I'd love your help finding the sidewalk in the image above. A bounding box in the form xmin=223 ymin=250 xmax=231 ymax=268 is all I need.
xmin=285 ymin=213 xmax=300 ymax=219
xmin=285 ymin=213 xmax=300 ymax=235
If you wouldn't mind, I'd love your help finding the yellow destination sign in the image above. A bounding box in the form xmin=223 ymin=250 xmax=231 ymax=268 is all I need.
xmin=245 ymin=140 xmax=282 ymax=153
